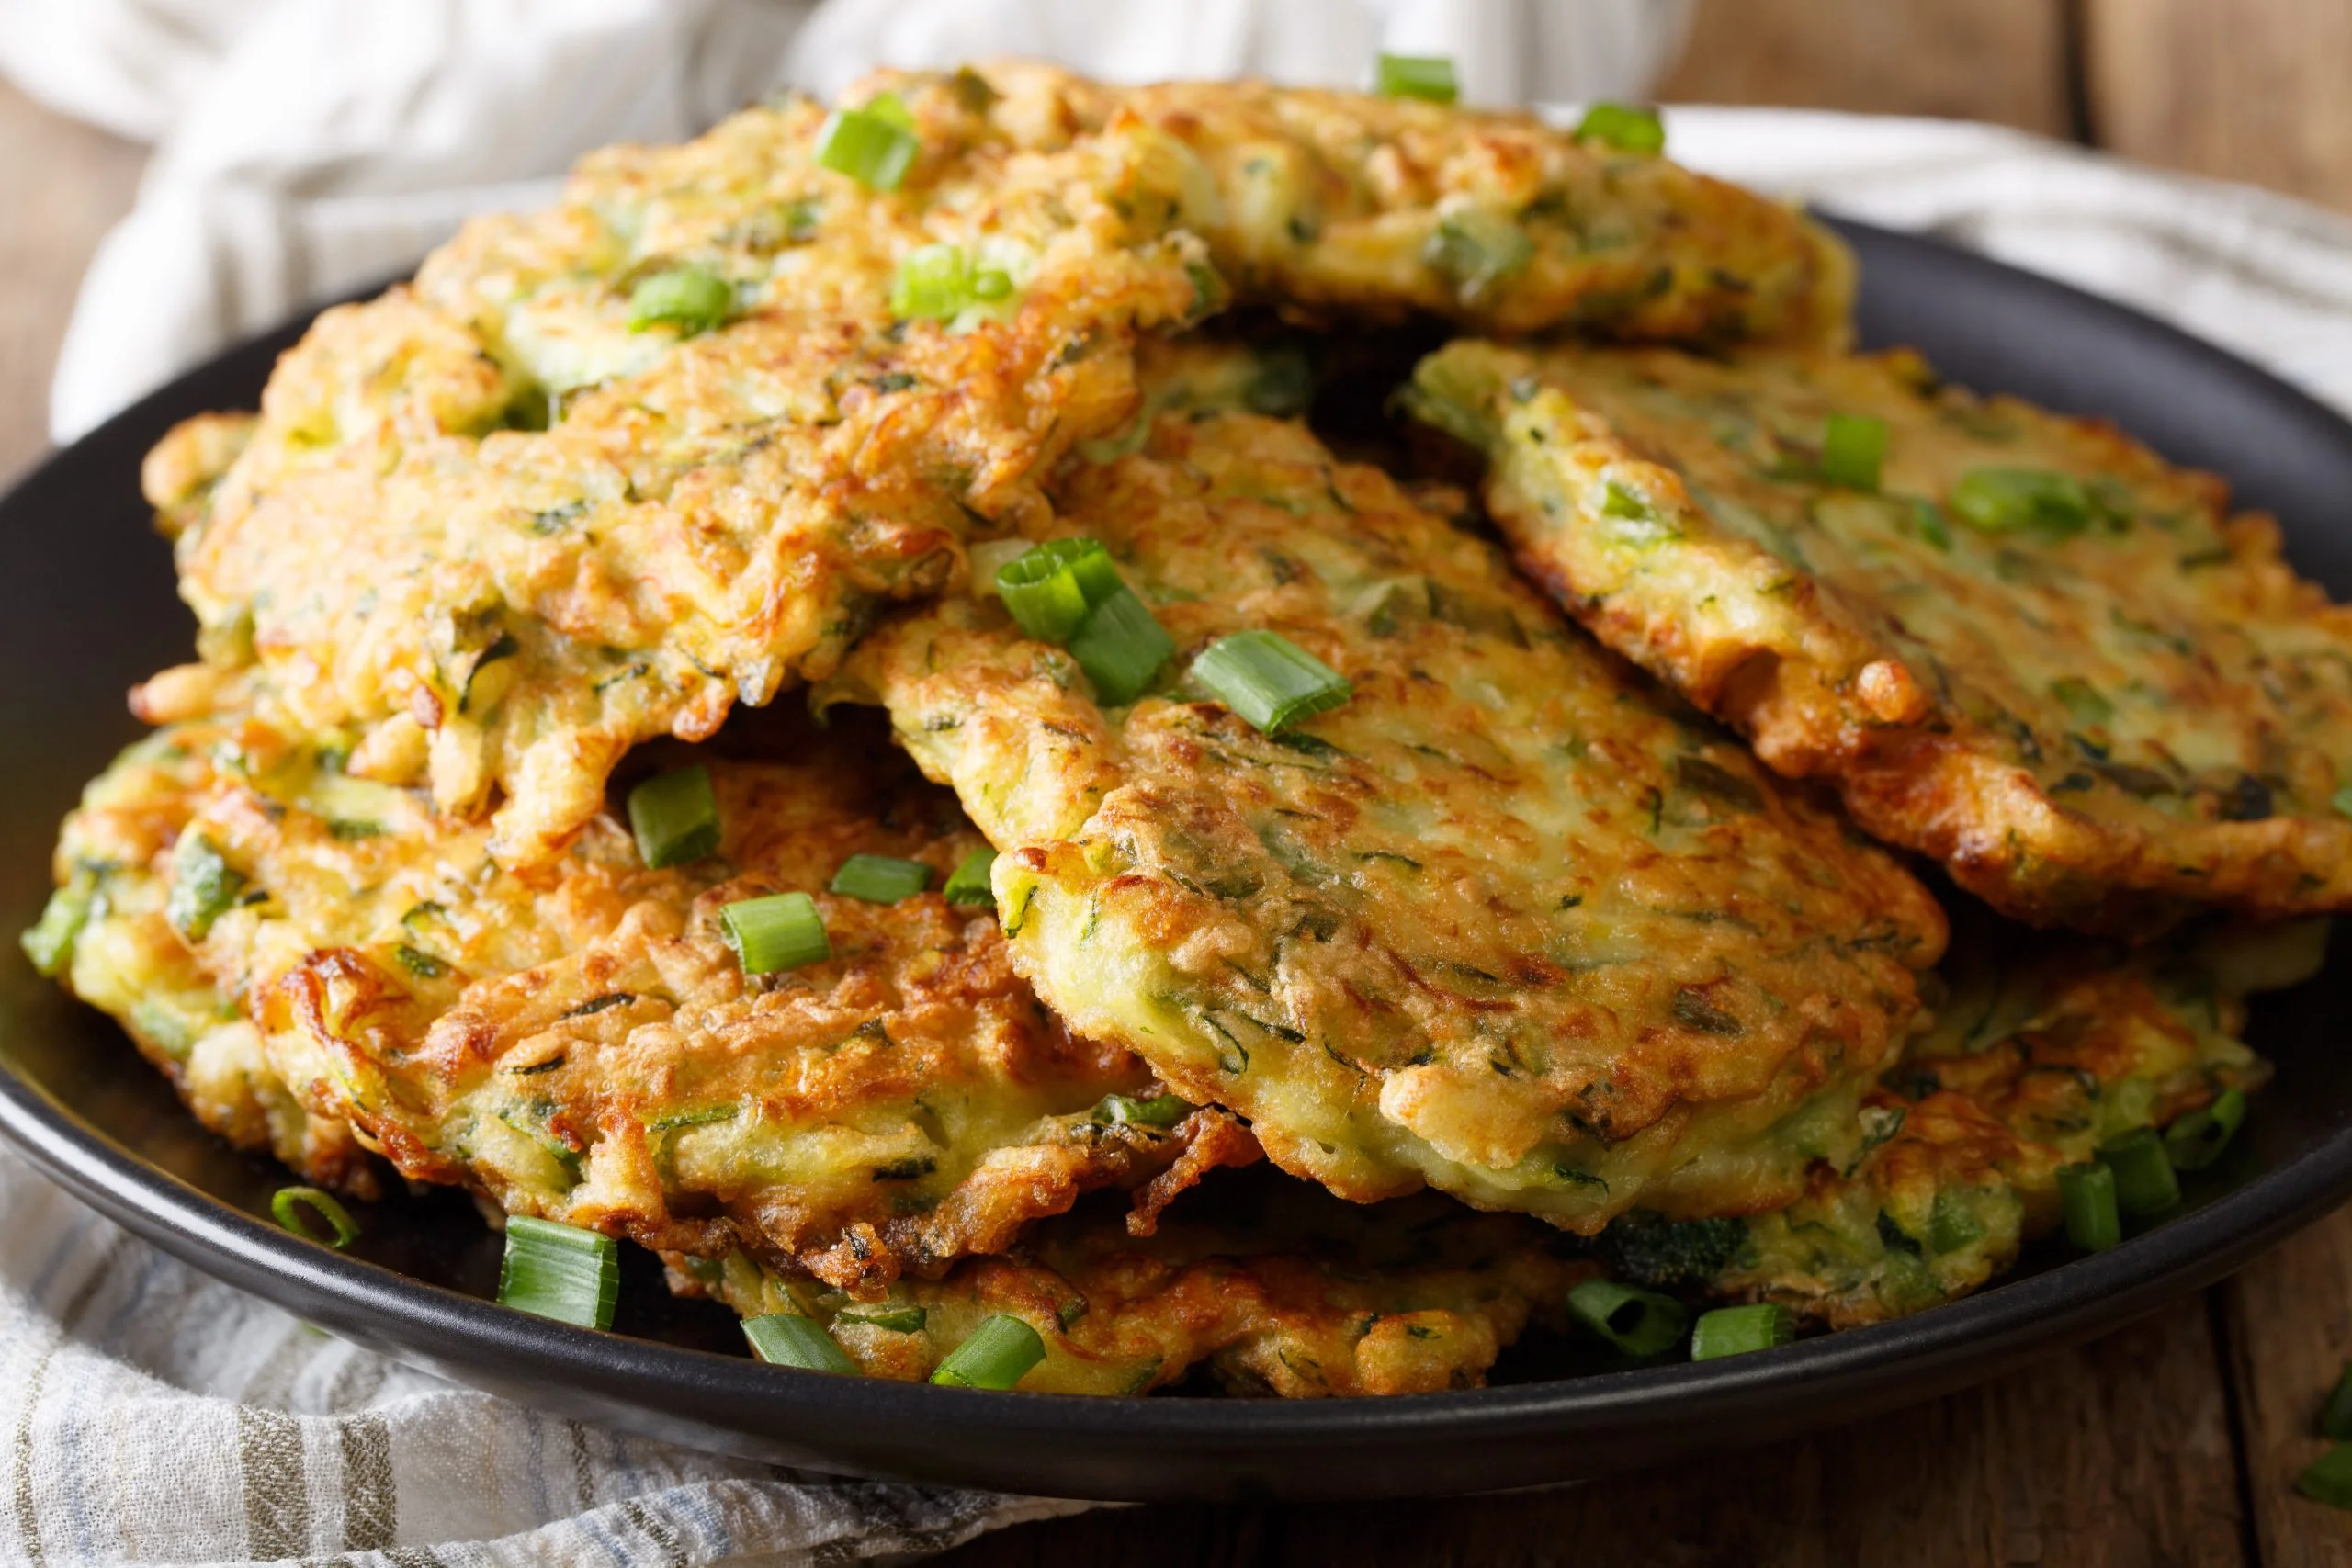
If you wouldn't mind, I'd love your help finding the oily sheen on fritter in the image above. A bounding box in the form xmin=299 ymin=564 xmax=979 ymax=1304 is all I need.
xmin=1615 ymin=916 xmax=2312 ymax=1329
xmin=675 ymin=1178 xmax=1589 ymax=1395
xmin=33 ymin=703 xmax=1257 ymax=1296
xmin=839 ymin=391 xmax=1948 ymax=1233
xmin=890 ymin=62 xmax=1855 ymax=343
xmin=1406 ymin=341 xmax=2352 ymax=931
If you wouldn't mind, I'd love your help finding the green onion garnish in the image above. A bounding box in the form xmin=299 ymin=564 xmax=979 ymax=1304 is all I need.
xmin=166 ymin=833 xmax=246 ymax=942
xmin=2056 ymin=1161 xmax=2121 ymax=1252
xmin=2299 ymin=1443 xmax=2352 ymax=1510
xmin=744 ymin=1314 xmax=857 ymax=1374
xmin=1065 ymin=586 xmax=1176 ymax=705
xmin=930 ymin=1313 xmax=1046 ymax=1389
xmin=890 ymin=243 xmax=997 ymax=321
xmin=2097 ymin=1126 xmax=2181 ymax=1215
xmin=1566 ymin=1279 xmax=1689 ymax=1359
xmin=497 ymin=1215 xmax=619 ymax=1329
xmin=1575 ymin=101 xmax=1667 ymax=154
xmin=943 ymin=847 xmax=999 ymax=907
xmin=814 ymin=103 xmax=920 ymax=190
xmin=831 ymin=853 xmax=932 ymax=904
xmin=270 ymin=1186 xmax=359 ymax=1249
xmin=996 ymin=538 xmax=1127 ymax=644
xmin=1190 ymin=630 xmax=1352 ymax=735
xmin=1093 ymin=1092 xmax=1191 ymax=1128
xmin=718 ymin=892 xmax=831 ymax=976
xmin=2164 ymin=1088 xmax=2246 ymax=1172
xmin=20 ymin=877 xmax=94 ymax=977
xmin=2322 ymin=1359 xmax=2352 ymax=1441
xmin=839 ymin=1303 xmax=928 ymax=1333
xmin=627 ymin=268 xmax=734 ymax=335
xmin=1820 ymin=413 xmax=1888 ymax=491
xmin=628 ymin=765 xmax=720 ymax=869
xmin=1690 ymin=1303 xmax=1794 ymax=1360
xmin=1950 ymin=467 xmax=2094 ymax=538
xmin=1375 ymin=53 xmax=1458 ymax=103
xmin=1424 ymin=210 xmax=1535 ymax=301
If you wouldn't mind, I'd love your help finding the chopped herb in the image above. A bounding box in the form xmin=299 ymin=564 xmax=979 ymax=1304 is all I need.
xmin=627 ymin=268 xmax=734 ymax=335
xmin=1575 ymin=101 xmax=1666 ymax=154
xmin=1424 ymin=210 xmax=1533 ymax=302
xmin=1375 ymin=53 xmax=1458 ymax=103
xmin=393 ymin=943 xmax=448 ymax=979
xmin=1819 ymin=413 xmax=1888 ymax=491
xmin=166 ymin=834 xmax=246 ymax=942
xmin=814 ymin=99 xmax=919 ymax=190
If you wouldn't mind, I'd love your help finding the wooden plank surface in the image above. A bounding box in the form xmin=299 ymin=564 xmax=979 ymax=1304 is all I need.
xmin=0 ymin=82 xmax=142 ymax=481
xmin=1659 ymin=0 xmax=2074 ymax=136
xmin=2084 ymin=0 xmax=2352 ymax=214
xmin=2228 ymin=1205 xmax=2352 ymax=1567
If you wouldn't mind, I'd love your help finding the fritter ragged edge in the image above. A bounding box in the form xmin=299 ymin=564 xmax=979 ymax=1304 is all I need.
xmin=1404 ymin=341 xmax=2352 ymax=933
xmin=876 ymin=62 xmax=1854 ymax=344
xmin=140 ymin=69 xmax=1221 ymax=867
xmin=832 ymin=389 xmax=1947 ymax=1234
xmin=27 ymin=705 xmax=1258 ymax=1296
xmin=1600 ymin=919 xmax=2319 ymax=1329
xmin=666 ymin=1183 xmax=1590 ymax=1396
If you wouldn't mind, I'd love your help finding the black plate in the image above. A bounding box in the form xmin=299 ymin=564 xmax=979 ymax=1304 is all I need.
xmin=5 ymin=220 xmax=2352 ymax=1503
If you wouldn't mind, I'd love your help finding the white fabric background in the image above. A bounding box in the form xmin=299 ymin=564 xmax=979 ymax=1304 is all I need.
xmin=8 ymin=3 xmax=2352 ymax=1564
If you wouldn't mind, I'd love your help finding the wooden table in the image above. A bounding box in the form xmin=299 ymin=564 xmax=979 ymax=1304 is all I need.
xmin=6 ymin=6 xmax=2352 ymax=1560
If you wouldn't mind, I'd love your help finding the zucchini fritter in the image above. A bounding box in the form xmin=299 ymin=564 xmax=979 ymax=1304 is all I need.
xmin=35 ymin=705 xmax=1258 ymax=1296
xmin=897 ymin=62 xmax=1853 ymax=343
xmin=1407 ymin=341 xmax=2352 ymax=931
xmin=674 ymin=1180 xmax=1589 ymax=1396
xmin=838 ymin=392 xmax=1947 ymax=1232
xmin=145 ymin=71 xmax=1218 ymax=865
xmin=28 ymin=728 xmax=378 ymax=1195
xmin=1609 ymin=918 xmax=2313 ymax=1327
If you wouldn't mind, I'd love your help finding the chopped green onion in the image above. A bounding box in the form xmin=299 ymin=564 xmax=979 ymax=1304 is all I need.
xmin=839 ymin=1303 xmax=928 ymax=1333
xmin=1093 ymin=1092 xmax=1191 ymax=1128
xmin=1566 ymin=1278 xmax=1689 ymax=1359
xmin=2049 ymin=676 xmax=2115 ymax=728
xmin=831 ymin=852 xmax=932 ymax=903
xmin=1820 ymin=414 xmax=1888 ymax=491
xmin=1065 ymin=587 xmax=1175 ymax=705
xmin=865 ymin=92 xmax=915 ymax=130
xmin=1424 ymin=210 xmax=1535 ymax=301
xmin=497 ymin=1215 xmax=619 ymax=1329
xmin=1576 ymin=101 xmax=1666 ymax=154
xmin=2165 ymin=1088 xmax=2247 ymax=1171
xmin=1928 ymin=1190 xmax=1984 ymax=1254
xmin=1690 ymin=1303 xmax=1793 ymax=1360
xmin=166 ymin=833 xmax=246 ymax=942
xmin=628 ymin=765 xmax=720 ymax=869
xmin=20 ymin=876 xmax=94 ymax=977
xmin=814 ymin=103 xmax=919 ymax=190
xmin=271 ymin=1186 xmax=359 ymax=1249
xmin=744 ymin=1314 xmax=857 ymax=1374
xmin=1375 ymin=53 xmax=1458 ymax=103
xmin=890 ymin=243 xmax=1015 ymax=320
xmin=996 ymin=538 xmax=1127 ymax=643
xmin=2097 ymin=1126 xmax=2181 ymax=1215
xmin=943 ymin=847 xmax=999 ymax=907
xmin=2057 ymin=1161 xmax=2121 ymax=1252
xmin=1950 ymin=467 xmax=2094 ymax=538
xmin=2299 ymin=1443 xmax=2352 ymax=1510
xmin=1190 ymin=630 xmax=1352 ymax=735
xmin=627 ymin=268 xmax=733 ymax=335
xmin=2322 ymin=1359 xmax=2352 ymax=1441
xmin=1909 ymin=498 xmax=1953 ymax=551
xmin=931 ymin=1313 xmax=1046 ymax=1389
xmin=719 ymin=892 xmax=831 ymax=975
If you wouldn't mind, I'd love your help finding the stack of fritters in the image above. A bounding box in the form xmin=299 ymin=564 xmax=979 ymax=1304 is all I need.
xmin=29 ymin=62 xmax=2342 ymax=1395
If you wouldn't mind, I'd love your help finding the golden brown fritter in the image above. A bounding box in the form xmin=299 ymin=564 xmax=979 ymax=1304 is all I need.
xmin=1406 ymin=340 xmax=2352 ymax=931
xmin=26 ymin=727 xmax=379 ymax=1195
xmin=1607 ymin=917 xmax=2313 ymax=1328
xmin=32 ymin=703 xmax=1257 ymax=1296
xmin=673 ymin=1179 xmax=1589 ymax=1395
xmin=879 ymin=62 xmax=1854 ymax=343
xmin=835 ymin=391 xmax=1946 ymax=1233
xmin=145 ymin=70 xmax=1218 ymax=865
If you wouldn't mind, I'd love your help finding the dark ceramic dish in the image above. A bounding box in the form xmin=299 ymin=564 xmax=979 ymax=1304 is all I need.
xmin=3 ymin=220 xmax=2350 ymax=1503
